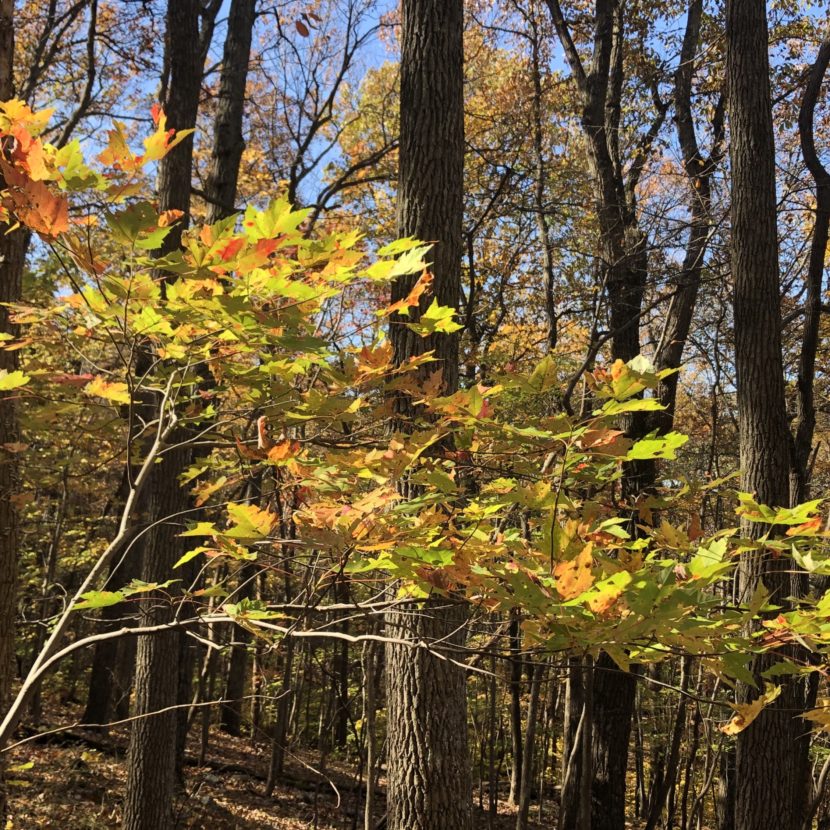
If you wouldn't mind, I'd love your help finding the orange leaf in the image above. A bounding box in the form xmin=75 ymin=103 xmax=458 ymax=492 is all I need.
xmin=267 ymin=440 xmax=299 ymax=463
xmin=786 ymin=515 xmax=823 ymax=536
xmin=586 ymin=584 xmax=624 ymax=615
xmin=554 ymin=541 xmax=594 ymax=600
xmin=158 ymin=209 xmax=184 ymax=227
xmin=384 ymin=271 xmax=433 ymax=316
xmin=11 ymin=126 xmax=50 ymax=181
xmin=0 ymin=160 xmax=68 ymax=237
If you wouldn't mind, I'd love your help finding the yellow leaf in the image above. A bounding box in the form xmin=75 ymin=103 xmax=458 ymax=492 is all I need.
xmin=720 ymin=685 xmax=781 ymax=735
xmin=803 ymin=698 xmax=830 ymax=733
xmin=84 ymin=376 xmax=131 ymax=405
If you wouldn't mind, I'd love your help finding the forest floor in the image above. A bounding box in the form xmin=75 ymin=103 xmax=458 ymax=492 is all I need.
xmin=5 ymin=703 xmax=557 ymax=829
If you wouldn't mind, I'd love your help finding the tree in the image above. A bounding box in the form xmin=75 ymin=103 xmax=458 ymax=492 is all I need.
xmin=383 ymin=1 xmax=472 ymax=829
xmin=726 ymin=2 xmax=810 ymax=828
xmin=203 ymin=0 xmax=256 ymax=224
xmin=122 ymin=2 xmax=204 ymax=828
xmin=0 ymin=2 xmax=26 ymax=817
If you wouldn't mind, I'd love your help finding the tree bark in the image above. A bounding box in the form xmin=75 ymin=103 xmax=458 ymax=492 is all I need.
xmin=383 ymin=2 xmax=471 ymax=828
xmin=791 ymin=39 xmax=830 ymax=504
xmin=726 ymin=3 xmax=808 ymax=829
xmin=204 ymin=0 xmax=256 ymax=223
xmin=122 ymin=3 xmax=202 ymax=828
xmin=385 ymin=602 xmax=472 ymax=830
xmin=654 ymin=0 xmax=724 ymax=431
xmin=0 ymin=2 xmax=27 ymax=817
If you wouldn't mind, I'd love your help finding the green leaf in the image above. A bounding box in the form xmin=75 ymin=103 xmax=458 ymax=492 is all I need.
xmin=627 ymin=431 xmax=688 ymax=461
xmin=174 ymin=547 xmax=207 ymax=568
xmin=180 ymin=521 xmax=218 ymax=538
xmin=225 ymin=502 xmax=277 ymax=539
xmin=0 ymin=370 xmax=30 ymax=391
xmin=600 ymin=397 xmax=664 ymax=416
xmin=73 ymin=590 xmax=125 ymax=610
xmin=105 ymin=201 xmax=168 ymax=248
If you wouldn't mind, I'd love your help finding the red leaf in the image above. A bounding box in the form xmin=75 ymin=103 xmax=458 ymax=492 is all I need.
xmin=217 ymin=236 xmax=245 ymax=261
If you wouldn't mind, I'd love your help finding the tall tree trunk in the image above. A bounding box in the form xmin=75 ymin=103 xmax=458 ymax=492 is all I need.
xmin=654 ymin=0 xmax=724 ymax=430
xmin=201 ymin=0 xmax=258 ymax=735
xmin=516 ymin=660 xmax=544 ymax=830
xmin=726 ymin=3 xmax=808 ymax=829
xmin=219 ymin=560 xmax=256 ymax=735
xmin=121 ymin=447 xmax=193 ymax=830
xmin=0 ymin=2 xmax=27 ymax=817
xmin=560 ymin=656 xmax=585 ymax=830
xmin=383 ymin=2 xmax=470 ymax=828
xmin=82 ymin=476 xmax=144 ymax=726
xmin=204 ymin=0 xmax=256 ymax=223
xmin=122 ymin=3 xmax=202 ymax=828
xmin=508 ymin=610 xmax=524 ymax=806
xmin=791 ymin=39 xmax=830 ymax=505
xmin=385 ymin=602 xmax=472 ymax=830
xmin=544 ymin=4 xmax=670 ymax=823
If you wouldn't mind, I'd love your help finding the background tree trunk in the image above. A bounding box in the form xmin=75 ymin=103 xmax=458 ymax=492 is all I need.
xmin=204 ymin=0 xmax=256 ymax=223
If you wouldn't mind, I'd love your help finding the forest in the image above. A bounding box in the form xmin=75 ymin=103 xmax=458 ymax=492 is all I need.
xmin=0 ymin=0 xmax=829 ymax=828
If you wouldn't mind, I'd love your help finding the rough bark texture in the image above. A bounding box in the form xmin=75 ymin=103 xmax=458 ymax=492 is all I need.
xmin=654 ymin=0 xmax=723 ymax=432
xmin=219 ymin=559 xmax=256 ymax=735
xmin=82 ymin=538 xmax=141 ymax=725
xmin=384 ymin=2 xmax=471 ymax=828
xmin=791 ymin=39 xmax=830 ymax=505
xmin=122 ymin=3 xmax=202 ymax=828
xmin=726 ymin=3 xmax=807 ymax=829
xmin=589 ymin=652 xmax=637 ymax=830
xmin=544 ymin=3 xmax=669 ymax=824
xmin=121 ymin=444 xmax=193 ymax=830
xmin=388 ymin=0 xmax=464 ymax=400
xmin=0 ymin=1 xmax=25 ymax=816
xmin=385 ymin=602 xmax=472 ymax=830
xmin=204 ymin=0 xmax=256 ymax=223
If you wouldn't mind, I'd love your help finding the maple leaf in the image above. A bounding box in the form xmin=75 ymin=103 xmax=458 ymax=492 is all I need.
xmin=225 ymin=503 xmax=278 ymax=539
xmin=786 ymin=515 xmax=823 ymax=536
xmin=267 ymin=440 xmax=299 ymax=463
xmin=720 ymin=685 xmax=781 ymax=735
xmin=407 ymin=298 xmax=463 ymax=336
xmin=83 ymin=376 xmax=131 ymax=405
xmin=142 ymin=108 xmax=194 ymax=163
xmin=0 ymin=369 xmax=30 ymax=391
xmin=158 ymin=208 xmax=184 ymax=227
xmin=217 ymin=236 xmax=245 ymax=261
xmin=0 ymin=159 xmax=69 ymax=237
xmin=803 ymin=698 xmax=830 ymax=733
xmin=554 ymin=541 xmax=594 ymax=600
xmin=11 ymin=125 xmax=50 ymax=181
xmin=383 ymin=271 xmax=434 ymax=317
